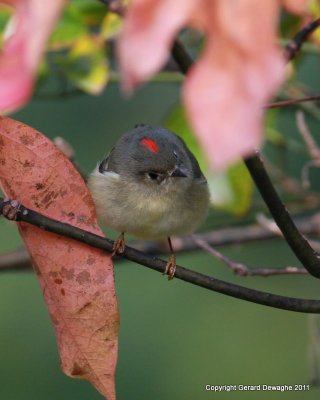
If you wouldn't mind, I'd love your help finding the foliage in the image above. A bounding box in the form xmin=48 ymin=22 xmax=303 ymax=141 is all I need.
xmin=0 ymin=1 xmax=320 ymax=399
xmin=0 ymin=117 xmax=118 ymax=400
xmin=166 ymin=104 xmax=253 ymax=215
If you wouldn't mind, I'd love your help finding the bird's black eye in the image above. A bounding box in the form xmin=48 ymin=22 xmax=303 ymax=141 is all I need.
xmin=147 ymin=172 xmax=159 ymax=180
xmin=173 ymin=150 xmax=178 ymax=159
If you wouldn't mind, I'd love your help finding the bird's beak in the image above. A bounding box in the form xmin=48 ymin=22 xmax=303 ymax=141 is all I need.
xmin=99 ymin=159 xmax=108 ymax=173
xmin=171 ymin=166 xmax=187 ymax=178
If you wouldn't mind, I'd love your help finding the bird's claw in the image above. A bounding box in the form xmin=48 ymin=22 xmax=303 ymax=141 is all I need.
xmin=112 ymin=232 xmax=125 ymax=256
xmin=164 ymin=254 xmax=176 ymax=280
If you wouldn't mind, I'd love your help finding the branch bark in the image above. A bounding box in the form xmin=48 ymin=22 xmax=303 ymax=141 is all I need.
xmin=284 ymin=18 xmax=320 ymax=61
xmin=268 ymin=95 xmax=320 ymax=109
xmin=2 ymin=213 xmax=320 ymax=271
xmin=192 ymin=235 xmax=307 ymax=277
xmin=244 ymin=154 xmax=320 ymax=278
xmin=1 ymin=198 xmax=320 ymax=314
xmin=171 ymin=21 xmax=320 ymax=279
xmin=2 ymin=18 xmax=320 ymax=313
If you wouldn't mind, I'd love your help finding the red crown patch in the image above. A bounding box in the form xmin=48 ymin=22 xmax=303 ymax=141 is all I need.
xmin=140 ymin=137 xmax=159 ymax=153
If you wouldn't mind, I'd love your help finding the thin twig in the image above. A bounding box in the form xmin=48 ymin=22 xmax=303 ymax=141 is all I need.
xmin=193 ymin=235 xmax=307 ymax=277
xmin=3 ymin=213 xmax=320 ymax=272
xmin=0 ymin=247 xmax=32 ymax=271
xmin=2 ymin=17 xmax=318 ymax=313
xmin=284 ymin=18 xmax=320 ymax=61
xmin=171 ymin=39 xmax=194 ymax=74
xmin=256 ymin=213 xmax=320 ymax=252
xmin=296 ymin=110 xmax=320 ymax=189
xmin=171 ymin=34 xmax=320 ymax=279
xmin=100 ymin=3 xmax=320 ymax=113
xmin=263 ymin=156 xmax=305 ymax=197
xmin=244 ymin=153 xmax=320 ymax=278
xmin=0 ymin=197 xmax=319 ymax=313
xmin=268 ymin=95 xmax=320 ymax=109
xmin=296 ymin=111 xmax=320 ymax=160
xmin=256 ymin=213 xmax=282 ymax=236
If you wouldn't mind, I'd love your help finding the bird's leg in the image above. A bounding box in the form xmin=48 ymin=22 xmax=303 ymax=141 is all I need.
xmin=112 ymin=232 xmax=126 ymax=256
xmin=164 ymin=236 xmax=176 ymax=280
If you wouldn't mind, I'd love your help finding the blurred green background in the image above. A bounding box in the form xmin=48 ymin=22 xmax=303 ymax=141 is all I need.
xmin=0 ymin=76 xmax=319 ymax=400
xmin=1 ymin=3 xmax=320 ymax=399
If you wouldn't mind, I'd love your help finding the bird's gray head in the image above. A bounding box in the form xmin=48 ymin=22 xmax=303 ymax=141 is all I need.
xmin=99 ymin=125 xmax=201 ymax=188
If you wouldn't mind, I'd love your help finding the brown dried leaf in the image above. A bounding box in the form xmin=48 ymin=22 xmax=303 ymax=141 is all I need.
xmin=0 ymin=117 xmax=118 ymax=400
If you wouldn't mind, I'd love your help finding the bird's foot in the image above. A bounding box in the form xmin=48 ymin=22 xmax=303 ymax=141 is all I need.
xmin=164 ymin=254 xmax=176 ymax=280
xmin=112 ymin=232 xmax=126 ymax=256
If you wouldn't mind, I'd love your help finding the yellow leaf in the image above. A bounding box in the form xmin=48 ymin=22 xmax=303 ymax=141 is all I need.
xmin=67 ymin=35 xmax=109 ymax=95
xmin=101 ymin=11 xmax=123 ymax=40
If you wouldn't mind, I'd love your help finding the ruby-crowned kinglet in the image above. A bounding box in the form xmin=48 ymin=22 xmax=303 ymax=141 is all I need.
xmin=88 ymin=124 xmax=210 ymax=279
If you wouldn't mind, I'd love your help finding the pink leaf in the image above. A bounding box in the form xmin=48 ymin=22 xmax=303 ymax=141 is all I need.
xmin=0 ymin=117 xmax=118 ymax=400
xmin=117 ymin=0 xmax=308 ymax=169
xmin=184 ymin=0 xmax=285 ymax=168
xmin=0 ymin=0 xmax=65 ymax=113
xmin=282 ymin=0 xmax=308 ymax=14
xmin=117 ymin=0 xmax=196 ymax=91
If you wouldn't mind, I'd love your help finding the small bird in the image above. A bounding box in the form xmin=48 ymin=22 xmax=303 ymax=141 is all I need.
xmin=88 ymin=125 xmax=210 ymax=279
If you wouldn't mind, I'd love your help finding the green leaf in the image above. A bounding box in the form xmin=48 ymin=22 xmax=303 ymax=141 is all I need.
xmin=50 ymin=5 xmax=88 ymax=48
xmin=280 ymin=13 xmax=301 ymax=38
xmin=101 ymin=12 xmax=123 ymax=40
xmin=0 ymin=7 xmax=12 ymax=47
xmin=307 ymin=0 xmax=320 ymax=42
xmin=165 ymin=104 xmax=253 ymax=215
xmin=210 ymin=161 xmax=252 ymax=216
xmin=34 ymin=60 xmax=50 ymax=90
xmin=165 ymin=104 xmax=207 ymax=172
xmin=72 ymin=0 xmax=107 ymax=26
xmin=265 ymin=109 xmax=285 ymax=146
xmin=59 ymin=35 xmax=109 ymax=95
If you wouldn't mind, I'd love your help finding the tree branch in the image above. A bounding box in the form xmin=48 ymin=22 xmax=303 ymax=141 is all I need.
xmin=3 ymin=14 xmax=320 ymax=313
xmin=171 ymin=39 xmax=194 ymax=74
xmin=3 ymin=213 xmax=320 ymax=271
xmin=267 ymin=95 xmax=320 ymax=109
xmin=244 ymin=154 xmax=320 ymax=278
xmin=1 ymin=197 xmax=320 ymax=313
xmin=284 ymin=18 xmax=320 ymax=61
xmin=192 ymin=235 xmax=307 ymax=277
xmin=296 ymin=110 xmax=320 ymax=189
xmin=0 ymin=247 xmax=31 ymax=271
xmin=171 ymin=20 xmax=320 ymax=279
